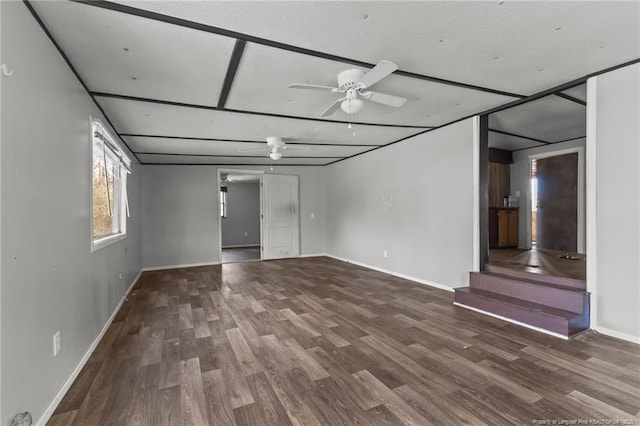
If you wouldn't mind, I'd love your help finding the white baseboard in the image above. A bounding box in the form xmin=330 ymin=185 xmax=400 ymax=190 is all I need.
xmin=142 ymin=261 xmax=219 ymax=271
xmin=300 ymin=253 xmax=327 ymax=258
xmin=594 ymin=326 xmax=640 ymax=344
xmin=453 ymin=302 xmax=569 ymax=340
xmin=325 ymin=254 xmax=454 ymax=293
xmin=222 ymin=244 xmax=260 ymax=249
xmin=37 ymin=269 xmax=143 ymax=426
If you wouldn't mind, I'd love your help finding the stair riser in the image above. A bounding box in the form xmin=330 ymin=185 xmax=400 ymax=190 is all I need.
xmin=485 ymin=265 xmax=586 ymax=290
xmin=470 ymin=273 xmax=585 ymax=314
xmin=454 ymin=291 xmax=570 ymax=336
xmin=569 ymin=298 xmax=590 ymax=335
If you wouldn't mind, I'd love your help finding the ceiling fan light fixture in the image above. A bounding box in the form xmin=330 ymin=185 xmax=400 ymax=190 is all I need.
xmin=340 ymin=97 xmax=364 ymax=114
xmin=269 ymin=151 xmax=283 ymax=160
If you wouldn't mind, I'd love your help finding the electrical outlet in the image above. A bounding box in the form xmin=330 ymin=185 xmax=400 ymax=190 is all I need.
xmin=118 ymin=272 xmax=123 ymax=280
xmin=310 ymin=213 xmax=315 ymax=219
xmin=383 ymin=250 xmax=388 ymax=258
xmin=244 ymin=232 xmax=248 ymax=237
xmin=53 ymin=331 xmax=61 ymax=356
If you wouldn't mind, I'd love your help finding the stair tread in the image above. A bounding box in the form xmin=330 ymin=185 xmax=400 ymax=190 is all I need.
xmin=471 ymin=271 xmax=588 ymax=293
xmin=455 ymin=287 xmax=581 ymax=319
xmin=485 ymin=264 xmax=586 ymax=288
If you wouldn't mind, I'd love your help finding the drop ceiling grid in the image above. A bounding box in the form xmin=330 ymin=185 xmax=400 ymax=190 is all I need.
xmin=561 ymin=84 xmax=587 ymax=103
xmin=488 ymin=132 xmax=545 ymax=152
xmin=31 ymin=1 xmax=236 ymax=107
xmin=96 ymin=96 xmax=425 ymax=146
xmin=30 ymin=1 xmax=636 ymax=164
xmin=113 ymin=0 xmax=640 ymax=95
xmin=137 ymin=154 xmax=337 ymax=166
xmin=489 ymin=95 xmax=586 ymax=143
xmin=226 ymin=42 xmax=519 ymax=127
xmin=124 ymin=137 xmax=374 ymax=158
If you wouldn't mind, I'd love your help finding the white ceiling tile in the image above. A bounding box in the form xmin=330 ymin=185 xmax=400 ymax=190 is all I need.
xmin=32 ymin=1 xmax=235 ymax=106
xmin=123 ymin=136 xmax=373 ymax=157
xmin=137 ymin=154 xmax=337 ymax=165
xmin=490 ymin=95 xmax=586 ymax=143
xmin=227 ymin=43 xmax=517 ymax=127
xmin=97 ymin=97 xmax=426 ymax=145
xmin=116 ymin=1 xmax=640 ymax=94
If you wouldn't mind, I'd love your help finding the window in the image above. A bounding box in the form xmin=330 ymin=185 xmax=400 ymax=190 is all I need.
xmin=91 ymin=118 xmax=131 ymax=251
xmin=220 ymin=186 xmax=227 ymax=218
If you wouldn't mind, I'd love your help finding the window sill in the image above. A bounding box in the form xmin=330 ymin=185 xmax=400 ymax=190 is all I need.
xmin=92 ymin=233 xmax=127 ymax=253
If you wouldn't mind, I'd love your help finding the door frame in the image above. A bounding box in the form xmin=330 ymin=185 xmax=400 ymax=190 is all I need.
xmin=217 ymin=168 xmax=264 ymax=263
xmin=526 ymin=147 xmax=585 ymax=253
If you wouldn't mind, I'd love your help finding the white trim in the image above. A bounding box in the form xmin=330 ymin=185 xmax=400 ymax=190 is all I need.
xmin=300 ymin=253 xmax=327 ymax=258
xmin=472 ymin=115 xmax=480 ymax=272
xmin=527 ymin=146 xmax=586 ymax=254
xmin=594 ymin=326 xmax=640 ymax=344
xmin=36 ymin=269 xmax=143 ymax=426
xmin=453 ymin=302 xmax=569 ymax=340
xmin=221 ymin=244 xmax=261 ymax=249
xmin=586 ymin=77 xmax=598 ymax=329
xmin=91 ymin=233 xmax=127 ymax=253
xmin=325 ymin=254 xmax=454 ymax=293
xmin=142 ymin=261 xmax=220 ymax=272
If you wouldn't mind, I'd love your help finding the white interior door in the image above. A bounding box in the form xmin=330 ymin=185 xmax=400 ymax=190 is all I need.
xmin=262 ymin=174 xmax=300 ymax=260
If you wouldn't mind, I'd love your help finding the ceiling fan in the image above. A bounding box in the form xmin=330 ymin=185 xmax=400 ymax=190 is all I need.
xmin=239 ymin=136 xmax=307 ymax=160
xmin=289 ymin=60 xmax=407 ymax=117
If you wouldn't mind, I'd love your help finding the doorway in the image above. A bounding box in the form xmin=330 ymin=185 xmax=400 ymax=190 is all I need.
xmin=219 ymin=170 xmax=263 ymax=264
xmin=483 ymin=87 xmax=587 ymax=280
xmin=217 ymin=169 xmax=301 ymax=263
xmin=528 ymin=147 xmax=584 ymax=254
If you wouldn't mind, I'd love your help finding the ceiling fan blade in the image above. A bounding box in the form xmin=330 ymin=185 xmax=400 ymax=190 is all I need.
xmin=358 ymin=60 xmax=398 ymax=88
xmin=289 ymin=83 xmax=339 ymax=92
xmin=238 ymin=147 xmax=268 ymax=152
xmin=362 ymin=90 xmax=407 ymax=107
xmin=320 ymin=97 xmax=345 ymax=117
xmin=282 ymin=146 xmax=311 ymax=151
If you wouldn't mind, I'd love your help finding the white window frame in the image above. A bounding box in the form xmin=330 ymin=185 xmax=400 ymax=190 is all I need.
xmin=91 ymin=118 xmax=132 ymax=252
xmin=220 ymin=186 xmax=228 ymax=218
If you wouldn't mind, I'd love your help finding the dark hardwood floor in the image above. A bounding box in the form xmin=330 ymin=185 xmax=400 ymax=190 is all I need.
xmin=222 ymin=247 xmax=261 ymax=263
xmin=489 ymin=248 xmax=586 ymax=280
xmin=48 ymin=257 xmax=639 ymax=425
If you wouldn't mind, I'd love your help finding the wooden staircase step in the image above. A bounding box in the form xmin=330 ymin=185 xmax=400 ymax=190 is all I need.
xmin=485 ymin=264 xmax=586 ymax=290
xmin=454 ymin=287 xmax=590 ymax=338
xmin=469 ymin=272 xmax=588 ymax=314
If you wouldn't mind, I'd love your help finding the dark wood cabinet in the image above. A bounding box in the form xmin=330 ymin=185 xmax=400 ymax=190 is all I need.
xmin=488 ymin=162 xmax=511 ymax=208
xmin=489 ymin=208 xmax=519 ymax=248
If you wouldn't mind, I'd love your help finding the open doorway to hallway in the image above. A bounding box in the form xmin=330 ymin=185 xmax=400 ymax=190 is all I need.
xmin=219 ymin=171 xmax=262 ymax=264
xmin=485 ymin=84 xmax=586 ymax=280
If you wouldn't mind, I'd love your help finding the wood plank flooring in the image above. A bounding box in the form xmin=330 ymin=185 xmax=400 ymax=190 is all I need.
xmin=489 ymin=248 xmax=586 ymax=280
xmin=221 ymin=247 xmax=261 ymax=264
xmin=48 ymin=257 xmax=639 ymax=425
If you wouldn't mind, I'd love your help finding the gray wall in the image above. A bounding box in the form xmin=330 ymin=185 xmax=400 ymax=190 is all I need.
xmin=1 ymin=2 xmax=142 ymax=423
xmin=141 ymin=165 xmax=326 ymax=268
xmin=325 ymin=119 xmax=476 ymax=290
xmin=511 ymin=138 xmax=586 ymax=250
xmin=592 ymin=63 xmax=640 ymax=340
xmin=222 ymin=183 xmax=261 ymax=247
